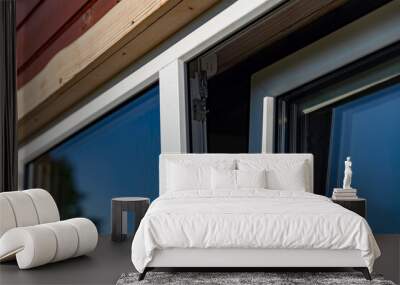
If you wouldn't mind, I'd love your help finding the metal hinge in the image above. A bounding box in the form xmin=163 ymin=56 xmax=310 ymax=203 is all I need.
xmin=192 ymin=70 xmax=209 ymax=122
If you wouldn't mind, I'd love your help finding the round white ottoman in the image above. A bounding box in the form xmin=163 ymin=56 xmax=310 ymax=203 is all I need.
xmin=0 ymin=189 xmax=98 ymax=269
xmin=0 ymin=218 xmax=98 ymax=269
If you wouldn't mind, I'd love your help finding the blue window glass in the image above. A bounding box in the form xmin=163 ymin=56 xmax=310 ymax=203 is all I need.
xmin=25 ymin=85 xmax=161 ymax=234
xmin=328 ymin=83 xmax=400 ymax=233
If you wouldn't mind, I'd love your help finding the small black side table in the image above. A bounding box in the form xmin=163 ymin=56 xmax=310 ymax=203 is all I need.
xmin=331 ymin=198 xmax=366 ymax=218
xmin=111 ymin=197 xmax=150 ymax=242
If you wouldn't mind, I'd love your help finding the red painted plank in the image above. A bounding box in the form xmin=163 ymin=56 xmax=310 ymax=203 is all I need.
xmin=17 ymin=0 xmax=119 ymax=88
xmin=16 ymin=0 xmax=42 ymax=28
xmin=16 ymin=0 xmax=91 ymax=70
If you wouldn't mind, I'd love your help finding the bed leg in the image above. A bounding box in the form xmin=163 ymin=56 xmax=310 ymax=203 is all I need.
xmin=354 ymin=267 xmax=371 ymax=280
xmin=138 ymin=268 xmax=148 ymax=281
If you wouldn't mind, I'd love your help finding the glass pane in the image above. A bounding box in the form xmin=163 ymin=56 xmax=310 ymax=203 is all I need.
xmin=25 ymin=85 xmax=161 ymax=234
xmin=328 ymin=83 xmax=400 ymax=233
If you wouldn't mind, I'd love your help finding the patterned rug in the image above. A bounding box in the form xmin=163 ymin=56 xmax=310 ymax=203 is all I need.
xmin=116 ymin=272 xmax=396 ymax=285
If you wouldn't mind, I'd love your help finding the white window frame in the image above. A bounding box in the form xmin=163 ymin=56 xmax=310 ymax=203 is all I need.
xmin=17 ymin=0 xmax=285 ymax=188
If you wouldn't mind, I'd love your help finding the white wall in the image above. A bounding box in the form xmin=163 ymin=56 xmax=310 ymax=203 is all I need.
xmin=261 ymin=97 xmax=274 ymax=153
xmin=249 ymin=1 xmax=400 ymax=152
xmin=159 ymin=60 xmax=187 ymax=153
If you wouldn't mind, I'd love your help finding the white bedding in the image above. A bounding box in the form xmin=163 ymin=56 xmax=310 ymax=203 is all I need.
xmin=131 ymin=190 xmax=380 ymax=273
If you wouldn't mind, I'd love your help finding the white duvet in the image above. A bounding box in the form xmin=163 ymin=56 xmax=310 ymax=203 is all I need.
xmin=131 ymin=190 xmax=380 ymax=273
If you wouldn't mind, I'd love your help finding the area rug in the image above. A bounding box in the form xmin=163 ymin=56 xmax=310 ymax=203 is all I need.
xmin=116 ymin=272 xmax=396 ymax=285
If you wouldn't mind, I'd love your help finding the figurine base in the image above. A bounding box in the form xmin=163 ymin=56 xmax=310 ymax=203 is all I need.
xmin=334 ymin=188 xmax=357 ymax=192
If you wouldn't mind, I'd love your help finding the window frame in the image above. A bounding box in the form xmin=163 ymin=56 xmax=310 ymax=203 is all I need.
xmin=275 ymin=42 xmax=400 ymax=154
xmin=274 ymin=41 xmax=400 ymax=195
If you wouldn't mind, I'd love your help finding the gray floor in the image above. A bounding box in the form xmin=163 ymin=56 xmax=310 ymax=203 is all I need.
xmin=374 ymin=235 xmax=400 ymax=284
xmin=0 ymin=236 xmax=133 ymax=285
xmin=1 ymin=235 xmax=398 ymax=285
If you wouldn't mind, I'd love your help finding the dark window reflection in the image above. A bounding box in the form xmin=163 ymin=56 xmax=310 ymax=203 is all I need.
xmin=25 ymin=85 xmax=161 ymax=234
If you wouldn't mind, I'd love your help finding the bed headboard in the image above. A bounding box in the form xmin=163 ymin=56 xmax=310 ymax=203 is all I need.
xmin=159 ymin=153 xmax=313 ymax=195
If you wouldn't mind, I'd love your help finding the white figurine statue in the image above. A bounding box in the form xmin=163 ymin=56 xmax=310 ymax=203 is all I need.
xmin=343 ymin=156 xmax=353 ymax=189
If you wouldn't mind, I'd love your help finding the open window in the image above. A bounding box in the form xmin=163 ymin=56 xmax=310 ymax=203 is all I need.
xmin=186 ymin=0 xmax=389 ymax=153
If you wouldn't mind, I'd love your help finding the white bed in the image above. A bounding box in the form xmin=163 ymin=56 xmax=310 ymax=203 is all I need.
xmin=131 ymin=154 xmax=380 ymax=280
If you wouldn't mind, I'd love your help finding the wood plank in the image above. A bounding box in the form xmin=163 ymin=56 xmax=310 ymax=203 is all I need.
xmin=17 ymin=0 xmax=219 ymax=143
xmin=17 ymin=0 xmax=118 ymax=87
xmin=17 ymin=0 xmax=176 ymax=119
xmin=16 ymin=0 xmax=90 ymax=70
xmin=16 ymin=0 xmax=42 ymax=28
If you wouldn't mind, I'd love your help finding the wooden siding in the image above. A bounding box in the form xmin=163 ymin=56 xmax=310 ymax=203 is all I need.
xmin=16 ymin=0 xmax=118 ymax=88
xmin=17 ymin=0 xmax=219 ymax=144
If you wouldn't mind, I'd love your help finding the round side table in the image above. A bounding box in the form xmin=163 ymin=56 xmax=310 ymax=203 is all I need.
xmin=111 ymin=197 xmax=149 ymax=242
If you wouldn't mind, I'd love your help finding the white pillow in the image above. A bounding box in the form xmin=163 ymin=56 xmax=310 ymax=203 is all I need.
xmin=238 ymin=159 xmax=308 ymax=191
xmin=167 ymin=160 xmax=235 ymax=191
xmin=167 ymin=163 xmax=209 ymax=191
xmin=237 ymin=169 xmax=267 ymax=189
xmin=266 ymin=164 xmax=306 ymax=191
xmin=211 ymin=169 xmax=267 ymax=190
xmin=211 ymin=168 xmax=236 ymax=190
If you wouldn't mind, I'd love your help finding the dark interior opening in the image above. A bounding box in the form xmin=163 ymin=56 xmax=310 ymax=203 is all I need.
xmin=206 ymin=66 xmax=251 ymax=153
xmin=303 ymin=109 xmax=332 ymax=196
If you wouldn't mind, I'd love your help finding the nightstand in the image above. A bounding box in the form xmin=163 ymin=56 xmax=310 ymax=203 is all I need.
xmin=111 ymin=197 xmax=150 ymax=242
xmin=331 ymin=198 xmax=366 ymax=218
